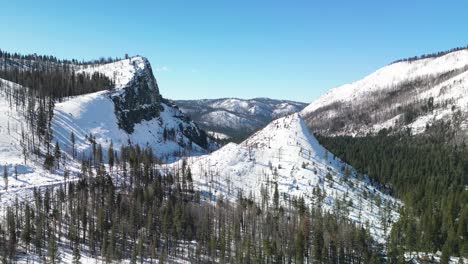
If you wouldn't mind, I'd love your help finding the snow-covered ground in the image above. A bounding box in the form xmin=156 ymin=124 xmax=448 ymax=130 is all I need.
xmin=208 ymin=131 xmax=231 ymax=140
xmin=77 ymin=57 xmax=149 ymax=90
xmin=52 ymin=91 xmax=208 ymax=162
xmin=52 ymin=56 xmax=210 ymax=161
xmin=302 ymin=49 xmax=468 ymax=115
xmin=404 ymin=252 xmax=467 ymax=264
xmin=162 ymin=113 xmax=401 ymax=243
xmin=16 ymin=244 xmax=192 ymax=264
xmin=302 ymin=49 xmax=468 ymax=135
xmin=0 ymin=79 xmax=82 ymax=214
xmin=206 ymin=98 xmax=306 ymax=118
xmin=0 ymin=55 xmax=213 ymax=211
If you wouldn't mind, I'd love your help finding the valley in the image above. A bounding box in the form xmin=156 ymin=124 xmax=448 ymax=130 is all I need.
xmin=0 ymin=45 xmax=466 ymax=263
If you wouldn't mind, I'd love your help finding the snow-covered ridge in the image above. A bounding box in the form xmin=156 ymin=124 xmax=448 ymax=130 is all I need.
xmin=0 ymin=52 xmax=213 ymax=174
xmin=76 ymin=56 xmax=157 ymax=92
xmin=302 ymin=48 xmax=468 ymax=135
xmin=303 ymin=49 xmax=468 ymax=114
xmin=49 ymin=56 xmax=211 ymax=160
xmin=175 ymin=97 xmax=307 ymax=140
xmin=163 ymin=113 xmax=400 ymax=242
xmin=0 ymin=52 xmax=216 ymax=216
xmin=52 ymin=93 xmax=209 ymax=162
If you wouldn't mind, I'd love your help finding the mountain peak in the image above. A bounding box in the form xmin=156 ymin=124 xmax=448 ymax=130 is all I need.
xmin=164 ymin=113 xmax=399 ymax=242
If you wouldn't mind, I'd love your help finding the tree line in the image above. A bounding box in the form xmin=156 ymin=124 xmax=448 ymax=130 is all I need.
xmin=317 ymin=127 xmax=468 ymax=263
xmin=391 ymin=45 xmax=468 ymax=64
xmin=0 ymin=49 xmax=124 ymax=66
xmin=0 ymin=58 xmax=114 ymax=99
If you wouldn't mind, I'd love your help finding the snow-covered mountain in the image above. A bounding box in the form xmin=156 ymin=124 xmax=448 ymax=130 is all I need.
xmin=174 ymin=98 xmax=307 ymax=141
xmin=51 ymin=57 xmax=213 ymax=161
xmin=0 ymin=55 xmax=214 ymax=198
xmin=302 ymin=47 xmax=468 ymax=136
xmin=162 ymin=113 xmax=400 ymax=242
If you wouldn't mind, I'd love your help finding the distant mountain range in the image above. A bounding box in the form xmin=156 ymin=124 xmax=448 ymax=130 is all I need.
xmin=174 ymin=98 xmax=307 ymax=141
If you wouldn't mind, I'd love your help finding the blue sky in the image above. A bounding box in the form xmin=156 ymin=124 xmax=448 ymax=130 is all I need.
xmin=1 ymin=0 xmax=467 ymax=102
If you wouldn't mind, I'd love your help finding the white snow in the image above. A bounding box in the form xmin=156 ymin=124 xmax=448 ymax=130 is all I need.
xmin=51 ymin=91 xmax=207 ymax=162
xmin=0 ymin=79 xmax=83 ymax=212
xmin=404 ymin=252 xmax=467 ymax=264
xmin=0 ymin=55 xmax=212 ymax=212
xmin=162 ymin=113 xmax=400 ymax=243
xmin=302 ymin=49 xmax=468 ymax=136
xmin=302 ymin=49 xmax=468 ymax=115
xmin=77 ymin=56 xmax=148 ymax=90
xmin=208 ymin=131 xmax=231 ymax=140
xmin=200 ymin=110 xmax=251 ymax=129
xmin=49 ymin=55 xmax=211 ymax=161
xmin=206 ymin=98 xmax=306 ymax=119
xmin=177 ymin=98 xmax=307 ymax=135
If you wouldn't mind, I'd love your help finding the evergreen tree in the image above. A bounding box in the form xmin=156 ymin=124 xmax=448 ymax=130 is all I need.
xmin=70 ymin=131 xmax=76 ymax=158
xmin=72 ymin=243 xmax=81 ymax=264
xmin=2 ymin=166 xmax=7 ymax=190
xmin=108 ymin=140 xmax=114 ymax=170
xmin=54 ymin=141 xmax=61 ymax=169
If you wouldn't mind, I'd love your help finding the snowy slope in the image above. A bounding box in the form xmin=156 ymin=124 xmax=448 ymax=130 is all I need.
xmin=302 ymin=48 xmax=468 ymax=136
xmin=50 ymin=56 xmax=212 ymax=162
xmin=0 ymin=79 xmax=82 ymax=209
xmin=163 ymin=113 xmax=400 ymax=242
xmin=0 ymin=54 xmax=213 ymax=210
xmin=77 ymin=56 xmax=150 ymax=90
xmin=52 ymin=92 xmax=208 ymax=162
xmin=175 ymin=98 xmax=307 ymax=140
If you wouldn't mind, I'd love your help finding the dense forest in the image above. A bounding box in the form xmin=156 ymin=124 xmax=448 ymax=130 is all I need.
xmin=0 ymin=144 xmax=382 ymax=263
xmin=0 ymin=51 xmax=114 ymax=99
xmin=317 ymin=126 xmax=468 ymax=263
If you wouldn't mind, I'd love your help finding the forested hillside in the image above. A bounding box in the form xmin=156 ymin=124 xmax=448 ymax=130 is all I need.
xmin=317 ymin=128 xmax=468 ymax=263
xmin=302 ymin=46 xmax=468 ymax=137
xmin=0 ymin=144 xmax=382 ymax=263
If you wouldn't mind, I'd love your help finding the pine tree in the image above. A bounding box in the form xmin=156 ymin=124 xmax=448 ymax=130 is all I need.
xmin=47 ymin=232 xmax=59 ymax=263
xmin=440 ymin=241 xmax=451 ymax=264
xmin=108 ymin=140 xmax=114 ymax=170
xmin=273 ymin=183 xmax=279 ymax=210
xmin=3 ymin=166 xmax=7 ymax=190
xmin=96 ymin=144 xmax=103 ymax=165
xmin=130 ymin=245 xmax=137 ymax=264
xmin=72 ymin=243 xmax=81 ymax=264
xmin=70 ymin=131 xmax=76 ymax=158
xmin=21 ymin=205 xmax=32 ymax=250
xmin=54 ymin=141 xmax=61 ymax=169
xmin=6 ymin=208 xmax=16 ymax=258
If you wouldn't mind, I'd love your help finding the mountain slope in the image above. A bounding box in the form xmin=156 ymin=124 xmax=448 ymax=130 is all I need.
xmin=51 ymin=56 xmax=212 ymax=162
xmin=163 ymin=113 xmax=400 ymax=242
xmin=0 ymin=78 xmax=84 ymax=208
xmin=302 ymin=47 xmax=468 ymax=136
xmin=0 ymin=53 xmax=214 ymax=201
xmin=174 ymin=98 xmax=307 ymax=141
xmin=301 ymin=46 xmax=468 ymax=261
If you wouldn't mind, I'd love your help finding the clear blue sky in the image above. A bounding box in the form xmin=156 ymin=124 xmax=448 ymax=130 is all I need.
xmin=1 ymin=0 xmax=467 ymax=102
